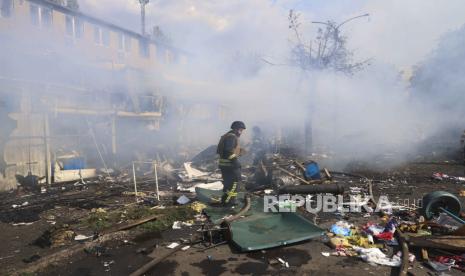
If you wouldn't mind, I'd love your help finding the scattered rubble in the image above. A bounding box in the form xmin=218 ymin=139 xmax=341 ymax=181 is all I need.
xmin=1 ymin=146 xmax=465 ymax=276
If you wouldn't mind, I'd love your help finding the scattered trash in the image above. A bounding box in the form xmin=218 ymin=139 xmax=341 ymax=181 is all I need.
xmin=103 ymin=260 xmax=115 ymax=272
xmin=177 ymin=195 xmax=191 ymax=205
xmin=181 ymin=245 xmax=190 ymax=251
xmin=166 ymin=242 xmax=179 ymax=249
xmin=433 ymin=213 xmax=463 ymax=230
xmin=103 ymin=260 xmax=115 ymax=267
xmin=12 ymin=202 xmax=29 ymax=209
xmin=74 ymin=234 xmax=92 ymax=241
xmin=354 ymin=247 xmax=401 ymax=267
xmin=426 ymin=260 xmax=452 ymax=272
xmin=395 ymin=251 xmax=416 ymax=263
xmin=276 ymin=257 xmax=289 ymax=267
xmin=12 ymin=222 xmax=35 ymax=226
xmin=183 ymin=162 xmax=208 ymax=179
xmin=321 ymin=252 xmax=330 ymax=257
xmin=190 ymin=202 xmax=207 ymax=213
xmin=432 ymin=172 xmax=465 ymax=182
xmin=172 ymin=220 xmax=193 ymax=229
xmin=33 ymin=226 xmax=76 ymax=248
xmin=330 ymin=221 xmax=352 ymax=236
xmin=433 ymin=172 xmax=449 ymax=181
xmin=177 ymin=181 xmax=223 ymax=193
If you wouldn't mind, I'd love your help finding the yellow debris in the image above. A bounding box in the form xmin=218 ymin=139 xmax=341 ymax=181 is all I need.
xmin=190 ymin=201 xmax=207 ymax=213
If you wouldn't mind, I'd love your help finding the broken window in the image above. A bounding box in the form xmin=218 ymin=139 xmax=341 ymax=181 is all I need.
xmin=30 ymin=4 xmax=39 ymax=26
xmin=41 ymin=7 xmax=52 ymax=28
xmin=0 ymin=0 xmax=13 ymax=18
xmin=139 ymin=40 xmax=150 ymax=58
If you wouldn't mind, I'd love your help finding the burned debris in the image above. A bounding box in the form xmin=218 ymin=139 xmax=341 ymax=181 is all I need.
xmin=2 ymin=0 xmax=465 ymax=275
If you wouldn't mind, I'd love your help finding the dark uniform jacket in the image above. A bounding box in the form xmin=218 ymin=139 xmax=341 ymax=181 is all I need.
xmin=217 ymin=130 xmax=241 ymax=168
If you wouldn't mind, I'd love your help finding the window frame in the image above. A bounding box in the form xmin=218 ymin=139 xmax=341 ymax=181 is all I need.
xmin=118 ymin=33 xmax=132 ymax=52
xmin=29 ymin=3 xmax=39 ymax=26
xmin=93 ymin=25 xmax=102 ymax=45
xmin=0 ymin=0 xmax=13 ymax=18
xmin=139 ymin=39 xmax=150 ymax=59
xmin=101 ymin=28 xmax=110 ymax=47
xmin=30 ymin=4 xmax=54 ymax=28
xmin=74 ymin=17 xmax=84 ymax=39
xmin=65 ymin=14 xmax=74 ymax=36
xmin=40 ymin=6 xmax=53 ymax=28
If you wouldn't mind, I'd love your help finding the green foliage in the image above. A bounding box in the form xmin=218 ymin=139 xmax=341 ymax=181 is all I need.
xmin=81 ymin=205 xmax=195 ymax=233
xmin=139 ymin=206 xmax=196 ymax=232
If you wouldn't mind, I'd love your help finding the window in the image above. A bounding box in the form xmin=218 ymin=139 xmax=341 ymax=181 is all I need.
xmin=65 ymin=15 xmax=73 ymax=35
xmin=118 ymin=33 xmax=132 ymax=52
xmin=94 ymin=26 xmax=110 ymax=46
xmin=118 ymin=33 xmax=123 ymax=50
xmin=30 ymin=4 xmax=53 ymax=28
xmin=102 ymin=29 xmax=110 ymax=47
xmin=75 ymin=18 xmax=84 ymax=38
xmin=0 ymin=0 xmax=13 ymax=18
xmin=65 ymin=16 xmax=84 ymax=39
xmin=93 ymin=25 xmax=101 ymax=44
xmin=41 ymin=7 xmax=52 ymax=28
xmin=66 ymin=16 xmax=83 ymax=38
xmin=139 ymin=40 xmax=150 ymax=58
xmin=126 ymin=37 xmax=132 ymax=52
xmin=30 ymin=4 xmax=39 ymax=25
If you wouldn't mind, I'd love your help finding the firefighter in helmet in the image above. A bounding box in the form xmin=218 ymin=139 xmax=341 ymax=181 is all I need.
xmin=216 ymin=121 xmax=246 ymax=206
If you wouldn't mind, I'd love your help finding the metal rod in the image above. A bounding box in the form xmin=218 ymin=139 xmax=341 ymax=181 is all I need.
xmin=154 ymin=162 xmax=160 ymax=201
xmin=111 ymin=116 xmax=116 ymax=155
xmin=88 ymin=121 xmax=110 ymax=177
xmin=133 ymin=162 xmax=138 ymax=202
xmin=43 ymin=113 xmax=51 ymax=185
xmin=439 ymin=207 xmax=465 ymax=225
xmin=201 ymin=241 xmax=228 ymax=252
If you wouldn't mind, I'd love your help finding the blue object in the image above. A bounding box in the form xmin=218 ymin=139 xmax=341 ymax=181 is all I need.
xmin=330 ymin=224 xmax=351 ymax=236
xmin=63 ymin=157 xmax=86 ymax=170
xmin=305 ymin=162 xmax=321 ymax=180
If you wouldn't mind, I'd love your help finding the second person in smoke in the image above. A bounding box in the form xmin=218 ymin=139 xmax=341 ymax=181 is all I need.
xmin=216 ymin=121 xmax=246 ymax=206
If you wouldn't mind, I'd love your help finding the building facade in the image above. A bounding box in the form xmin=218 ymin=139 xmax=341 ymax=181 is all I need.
xmin=0 ymin=0 xmax=186 ymax=190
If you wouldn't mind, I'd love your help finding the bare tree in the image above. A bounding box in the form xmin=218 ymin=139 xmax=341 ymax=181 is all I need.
xmin=151 ymin=26 xmax=172 ymax=45
xmin=66 ymin=0 xmax=79 ymax=11
xmin=287 ymin=10 xmax=370 ymax=155
xmin=288 ymin=9 xmax=369 ymax=75
xmin=48 ymin=0 xmax=79 ymax=11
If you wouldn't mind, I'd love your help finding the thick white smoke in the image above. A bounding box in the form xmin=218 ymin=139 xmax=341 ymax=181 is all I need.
xmin=50 ymin=1 xmax=465 ymax=167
